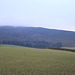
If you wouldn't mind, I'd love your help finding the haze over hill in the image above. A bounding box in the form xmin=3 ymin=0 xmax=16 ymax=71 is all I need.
xmin=0 ymin=26 xmax=75 ymax=47
xmin=0 ymin=0 xmax=75 ymax=31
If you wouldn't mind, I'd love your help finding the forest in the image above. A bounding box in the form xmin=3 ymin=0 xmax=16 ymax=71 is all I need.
xmin=0 ymin=40 xmax=62 ymax=48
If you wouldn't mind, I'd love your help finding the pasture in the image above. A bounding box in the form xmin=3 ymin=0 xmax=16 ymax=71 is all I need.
xmin=0 ymin=45 xmax=75 ymax=75
xmin=62 ymin=47 xmax=75 ymax=50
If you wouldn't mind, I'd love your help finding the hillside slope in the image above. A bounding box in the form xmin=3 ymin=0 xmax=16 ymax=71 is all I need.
xmin=0 ymin=26 xmax=75 ymax=47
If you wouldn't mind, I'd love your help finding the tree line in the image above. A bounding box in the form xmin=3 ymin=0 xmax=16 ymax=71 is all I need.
xmin=0 ymin=40 xmax=62 ymax=48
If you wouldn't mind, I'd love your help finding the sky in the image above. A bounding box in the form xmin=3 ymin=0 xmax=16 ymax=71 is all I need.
xmin=0 ymin=0 xmax=75 ymax=31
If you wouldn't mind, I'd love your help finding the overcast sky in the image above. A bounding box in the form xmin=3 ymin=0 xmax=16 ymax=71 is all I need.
xmin=0 ymin=0 xmax=75 ymax=31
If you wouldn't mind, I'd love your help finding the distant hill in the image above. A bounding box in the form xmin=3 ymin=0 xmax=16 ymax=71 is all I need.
xmin=0 ymin=26 xmax=75 ymax=47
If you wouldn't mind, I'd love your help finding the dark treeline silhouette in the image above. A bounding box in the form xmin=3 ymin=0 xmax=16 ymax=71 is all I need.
xmin=46 ymin=48 xmax=75 ymax=52
xmin=0 ymin=40 xmax=62 ymax=48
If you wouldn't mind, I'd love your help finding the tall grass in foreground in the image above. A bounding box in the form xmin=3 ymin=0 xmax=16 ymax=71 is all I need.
xmin=0 ymin=46 xmax=75 ymax=75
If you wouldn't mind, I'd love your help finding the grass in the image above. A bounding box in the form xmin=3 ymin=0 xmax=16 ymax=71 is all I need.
xmin=62 ymin=47 xmax=75 ymax=50
xmin=0 ymin=45 xmax=75 ymax=75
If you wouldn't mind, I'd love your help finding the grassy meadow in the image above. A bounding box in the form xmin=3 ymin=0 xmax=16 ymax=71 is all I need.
xmin=62 ymin=47 xmax=75 ymax=50
xmin=0 ymin=45 xmax=75 ymax=75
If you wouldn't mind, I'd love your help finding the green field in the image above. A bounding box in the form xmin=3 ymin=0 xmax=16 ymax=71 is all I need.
xmin=0 ymin=45 xmax=75 ymax=75
xmin=62 ymin=47 xmax=75 ymax=50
